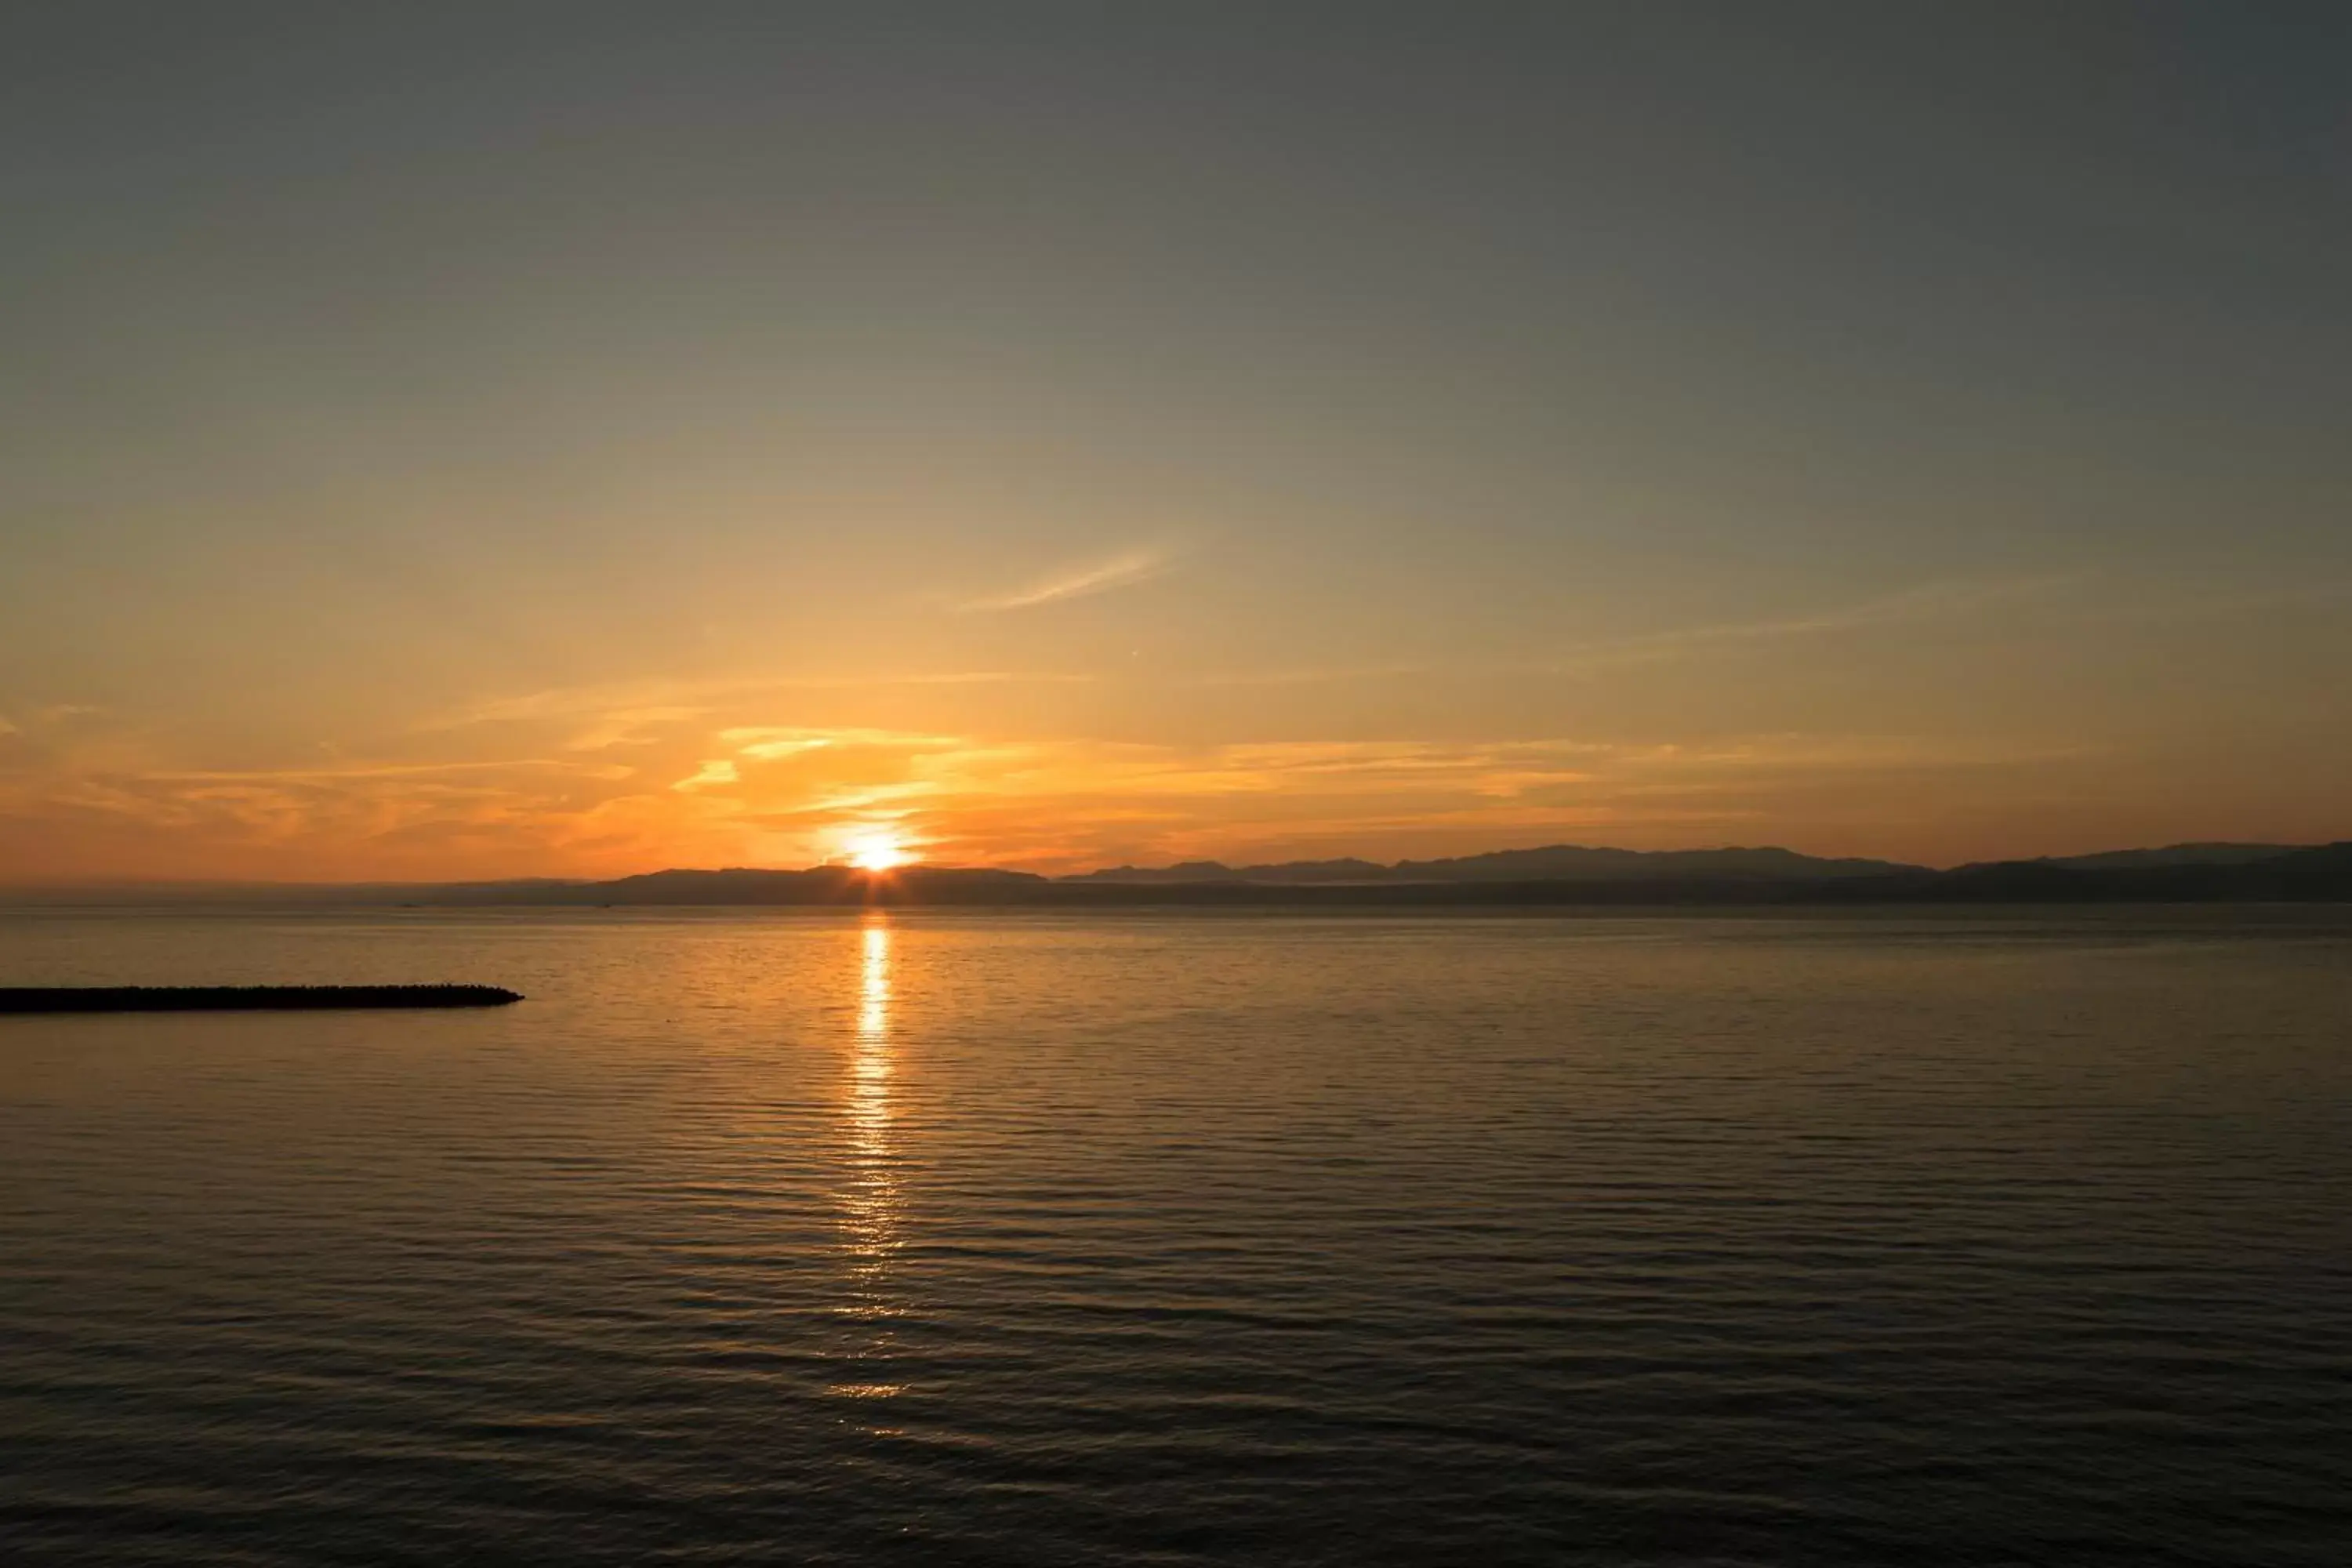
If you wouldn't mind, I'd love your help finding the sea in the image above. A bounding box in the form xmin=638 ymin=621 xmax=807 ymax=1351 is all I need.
xmin=2 ymin=906 xmax=2347 ymax=1566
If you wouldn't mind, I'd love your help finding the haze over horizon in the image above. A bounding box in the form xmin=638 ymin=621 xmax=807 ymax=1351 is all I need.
xmin=6 ymin=3 xmax=2348 ymax=883
xmin=10 ymin=836 xmax=2344 ymax=892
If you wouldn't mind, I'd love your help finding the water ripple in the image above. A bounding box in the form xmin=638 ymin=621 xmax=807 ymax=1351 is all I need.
xmin=2 ymin=907 xmax=2349 ymax=1565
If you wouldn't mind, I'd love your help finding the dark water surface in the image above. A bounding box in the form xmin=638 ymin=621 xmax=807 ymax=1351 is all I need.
xmin=2 ymin=908 xmax=2347 ymax=1566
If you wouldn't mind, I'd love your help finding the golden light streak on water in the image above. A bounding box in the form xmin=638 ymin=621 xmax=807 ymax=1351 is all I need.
xmin=830 ymin=914 xmax=908 ymax=1404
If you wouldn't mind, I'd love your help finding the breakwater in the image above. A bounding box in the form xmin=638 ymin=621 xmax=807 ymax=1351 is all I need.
xmin=0 ymin=985 xmax=522 ymax=1013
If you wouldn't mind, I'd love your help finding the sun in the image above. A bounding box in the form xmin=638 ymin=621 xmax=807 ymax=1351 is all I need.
xmin=841 ymin=827 xmax=913 ymax=873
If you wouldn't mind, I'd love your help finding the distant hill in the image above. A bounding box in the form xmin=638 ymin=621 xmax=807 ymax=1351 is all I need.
xmin=9 ymin=843 xmax=2347 ymax=908
xmin=1063 ymin=844 xmax=1922 ymax=884
xmin=1063 ymin=857 xmax=1393 ymax=884
xmin=496 ymin=843 xmax=2349 ymax=906
xmin=2011 ymin=842 xmax=2314 ymax=873
xmin=459 ymin=866 xmax=1053 ymax=906
xmin=479 ymin=841 xmax=2352 ymax=906
xmin=1389 ymin=844 xmax=1922 ymax=881
xmin=1818 ymin=842 xmax=2352 ymax=904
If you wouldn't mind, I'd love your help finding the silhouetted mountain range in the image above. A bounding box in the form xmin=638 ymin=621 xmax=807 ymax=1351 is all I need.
xmin=10 ymin=842 xmax=2348 ymax=906
xmin=1813 ymin=841 xmax=2352 ymax=904
xmin=1980 ymin=842 xmax=2313 ymax=873
xmin=555 ymin=866 xmax=1050 ymax=905
xmin=1065 ymin=844 xmax=1925 ymax=883
xmin=437 ymin=841 xmax=2352 ymax=905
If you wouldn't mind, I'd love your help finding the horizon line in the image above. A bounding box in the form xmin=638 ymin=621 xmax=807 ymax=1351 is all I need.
xmin=2 ymin=837 xmax=2336 ymax=892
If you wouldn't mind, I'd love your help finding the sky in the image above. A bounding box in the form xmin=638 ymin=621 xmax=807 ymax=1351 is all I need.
xmin=2 ymin=2 xmax=2347 ymax=882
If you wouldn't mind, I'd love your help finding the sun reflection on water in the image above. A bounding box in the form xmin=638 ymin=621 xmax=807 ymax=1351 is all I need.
xmin=858 ymin=920 xmax=892 ymax=1049
xmin=830 ymin=914 xmax=908 ymax=1406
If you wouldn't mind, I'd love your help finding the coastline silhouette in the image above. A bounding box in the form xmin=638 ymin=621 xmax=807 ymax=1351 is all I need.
xmin=15 ymin=841 xmax=2346 ymax=909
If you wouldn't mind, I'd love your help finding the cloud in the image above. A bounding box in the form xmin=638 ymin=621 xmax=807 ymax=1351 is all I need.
xmin=671 ymin=760 xmax=739 ymax=792
xmin=1178 ymin=662 xmax=1430 ymax=688
xmin=424 ymin=671 xmax=1094 ymax=733
xmin=0 ymin=702 xmax=102 ymax=739
xmin=1548 ymin=575 xmax=2082 ymax=673
xmin=2074 ymin=577 xmax=2352 ymax=626
xmin=421 ymin=681 xmax=726 ymax=731
xmin=959 ymin=546 xmax=1172 ymax=612
xmin=0 ymin=660 xmax=2108 ymax=884
xmin=147 ymin=759 xmax=583 ymax=782
xmin=623 ymin=724 xmax=2075 ymax=874
xmin=0 ymin=710 xmax=2098 ymax=882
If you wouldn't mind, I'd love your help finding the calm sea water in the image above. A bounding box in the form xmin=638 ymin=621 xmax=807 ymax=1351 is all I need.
xmin=2 ymin=907 xmax=2348 ymax=1566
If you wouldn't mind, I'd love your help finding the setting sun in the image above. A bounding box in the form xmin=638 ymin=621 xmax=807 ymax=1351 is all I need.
xmin=842 ymin=828 xmax=913 ymax=873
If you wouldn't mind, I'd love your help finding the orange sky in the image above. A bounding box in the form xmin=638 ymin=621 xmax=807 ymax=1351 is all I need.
xmin=5 ymin=575 xmax=2348 ymax=884
xmin=4 ymin=9 xmax=2348 ymax=883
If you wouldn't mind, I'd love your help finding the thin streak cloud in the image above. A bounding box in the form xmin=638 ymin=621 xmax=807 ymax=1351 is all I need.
xmin=960 ymin=547 xmax=1173 ymax=613
xmin=1548 ymin=575 xmax=2082 ymax=673
xmin=1177 ymin=662 xmax=1431 ymax=688
xmin=423 ymin=671 xmax=1095 ymax=731
xmin=146 ymin=760 xmax=589 ymax=782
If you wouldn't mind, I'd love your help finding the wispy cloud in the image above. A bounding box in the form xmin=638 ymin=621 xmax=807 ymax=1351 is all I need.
xmin=960 ymin=546 xmax=1173 ymax=612
xmin=1178 ymin=662 xmax=1429 ymax=688
xmin=621 ymin=723 xmax=2079 ymax=873
xmin=148 ymin=759 xmax=585 ymax=782
xmin=1548 ymin=575 xmax=2082 ymax=673
xmin=423 ymin=670 xmax=1094 ymax=732
xmin=0 ymin=698 xmax=2107 ymax=884
xmin=2074 ymin=577 xmax=2352 ymax=626
xmin=0 ymin=702 xmax=100 ymax=739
